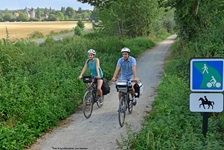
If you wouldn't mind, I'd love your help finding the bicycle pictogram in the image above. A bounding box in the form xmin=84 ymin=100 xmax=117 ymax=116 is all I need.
xmin=207 ymin=76 xmax=221 ymax=88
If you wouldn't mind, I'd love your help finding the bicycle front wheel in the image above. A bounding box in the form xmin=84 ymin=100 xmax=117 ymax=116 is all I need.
xmin=96 ymin=95 xmax=104 ymax=108
xmin=82 ymin=91 xmax=93 ymax=119
xmin=118 ymin=96 xmax=126 ymax=127
xmin=128 ymin=96 xmax=133 ymax=114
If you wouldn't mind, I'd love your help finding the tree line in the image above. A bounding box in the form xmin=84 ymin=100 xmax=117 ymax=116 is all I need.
xmin=79 ymin=0 xmax=175 ymax=38
xmin=0 ymin=7 xmax=92 ymax=22
xmin=79 ymin=0 xmax=224 ymax=56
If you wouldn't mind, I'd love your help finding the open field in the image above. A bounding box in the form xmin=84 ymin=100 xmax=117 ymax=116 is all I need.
xmin=0 ymin=21 xmax=92 ymax=39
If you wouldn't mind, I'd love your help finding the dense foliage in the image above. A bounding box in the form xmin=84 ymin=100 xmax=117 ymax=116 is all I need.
xmin=79 ymin=0 xmax=175 ymax=38
xmin=0 ymin=32 xmax=157 ymax=149
xmin=160 ymin=0 xmax=224 ymax=56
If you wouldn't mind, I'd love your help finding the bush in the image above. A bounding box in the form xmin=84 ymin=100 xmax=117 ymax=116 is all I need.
xmin=74 ymin=26 xmax=82 ymax=36
xmin=77 ymin=20 xmax=85 ymax=30
xmin=28 ymin=31 xmax=44 ymax=39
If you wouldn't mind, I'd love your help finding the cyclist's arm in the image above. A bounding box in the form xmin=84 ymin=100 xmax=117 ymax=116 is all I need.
xmin=132 ymin=65 xmax=137 ymax=81
xmin=79 ymin=62 xmax=88 ymax=79
xmin=112 ymin=66 xmax=120 ymax=81
xmin=95 ymin=58 xmax=101 ymax=78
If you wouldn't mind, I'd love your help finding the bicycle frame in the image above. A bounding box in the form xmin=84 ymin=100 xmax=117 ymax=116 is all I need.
xmin=87 ymin=82 xmax=97 ymax=101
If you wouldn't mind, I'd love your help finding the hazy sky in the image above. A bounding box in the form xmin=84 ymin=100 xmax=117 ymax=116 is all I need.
xmin=0 ymin=0 xmax=93 ymax=10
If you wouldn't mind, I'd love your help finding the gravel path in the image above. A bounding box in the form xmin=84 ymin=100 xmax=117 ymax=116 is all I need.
xmin=27 ymin=34 xmax=177 ymax=150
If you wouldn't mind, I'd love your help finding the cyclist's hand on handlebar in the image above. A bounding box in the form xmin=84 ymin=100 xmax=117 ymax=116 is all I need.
xmin=96 ymin=76 xmax=101 ymax=79
xmin=111 ymin=77 xmax=116 ymax=82
xmin=132 ymin=78 xmax=138 ymax=82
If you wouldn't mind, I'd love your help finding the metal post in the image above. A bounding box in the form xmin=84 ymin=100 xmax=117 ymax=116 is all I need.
xmin=202 ymin=112 xmax=209 ymax=138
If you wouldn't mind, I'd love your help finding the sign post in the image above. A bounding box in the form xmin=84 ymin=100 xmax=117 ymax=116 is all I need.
xmin=190 ymin=58 xmax=224 ymax=138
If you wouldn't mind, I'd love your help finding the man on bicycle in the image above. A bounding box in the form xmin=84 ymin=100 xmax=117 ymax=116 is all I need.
xmin=112 ymin=47 xmax=137 ymax=105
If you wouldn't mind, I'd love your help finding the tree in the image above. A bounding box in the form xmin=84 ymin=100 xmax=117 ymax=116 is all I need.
xmin=90 ymin=7 xmax=99 ymax=22
xmin=35 ymin=7 xmax=42 ymax=19
xmin=3 ymin=13 xmax=13 ymax=21
xmin=61 ymin=7 xmax=66 ymax=14
xmin=77 ymin=7 xmax=83 ymax=13
xmin=96 ymin=0 xmax=165 ymax=37
xmin=77 ymin=20 xmax=85 ymax=30
xmin=17 ymin=12 xmax=28 ymax=21
xmin=47 ymin=14 xmax=57 ymax=21
xmin=56 ymin=12 xmax=65 ymax=20
xmin=65 ymin=7 xmax=75 ymax=19
xmin=77 ymin=0 xmax=114 ymax=8
xmin=74 ymin=26 xmax=82 ymax=36
xmin=44 ymin=7 xmax=48 ymax=14
xmin=81 ymin=11 xmax=89 ymax=20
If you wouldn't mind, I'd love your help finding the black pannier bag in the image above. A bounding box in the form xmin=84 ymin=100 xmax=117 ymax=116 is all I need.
xmin=134 ymin=80 xmax=143 ymax=98
xmin=101 ymin=78 xmax=110 ymax=95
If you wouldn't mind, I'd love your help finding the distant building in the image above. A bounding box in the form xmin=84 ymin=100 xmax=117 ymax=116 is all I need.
xmin=13 ymin=12 xmax=20 ymax=18
xmin=24 ymin=7 xmax=30 ymax=18
xmin=30 ymin=8 xmax=35 ymax=18
xmin=23 ymin=7 xmax=35 ymax=19
xmin=41 ymin=14 xmax=49 ymax=20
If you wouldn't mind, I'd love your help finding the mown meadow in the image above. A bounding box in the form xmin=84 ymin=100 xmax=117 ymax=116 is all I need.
xmin=0 ymin=31 xmax=171 ymax=149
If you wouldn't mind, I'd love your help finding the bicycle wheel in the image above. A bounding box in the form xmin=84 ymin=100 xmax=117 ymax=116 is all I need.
xmin=118 ymin=96 xmax=126 ymax=127
xmin=128 ymin=96 xmax=133 ymax=114
xmin=96 ymin=95 xmax=104 ymax=108
xmin=82 ymin=91 xmax=93 ymax=119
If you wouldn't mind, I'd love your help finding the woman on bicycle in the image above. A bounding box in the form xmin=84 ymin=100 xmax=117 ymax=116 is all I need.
xmin=79 ymin=49 xmax=104 ymax=100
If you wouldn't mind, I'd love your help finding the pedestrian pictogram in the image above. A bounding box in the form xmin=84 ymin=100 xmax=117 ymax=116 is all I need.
xmin=190 ymin=93 xmax=223 ymax=112
xmin=190 ymin=58 xmax=224 ymax=92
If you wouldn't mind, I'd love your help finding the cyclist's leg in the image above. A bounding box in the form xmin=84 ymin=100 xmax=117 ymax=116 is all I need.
xmin=97 ymin=78 xmax=103 ymax=96
xmin=130 ymin=78 xmax=136 ymax=98
xmin=118 ymin=91 xmax=122 ymax=101
xmin=130 ymin=78 xmax=137 ymax=105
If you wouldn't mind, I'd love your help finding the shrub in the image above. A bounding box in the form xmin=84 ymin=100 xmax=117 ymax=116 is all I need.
xmin=77 ymin=20 xmax=85 ymax=30
xmin=28 ymin=31 xmax=44 ymax=39
xmin=74 ymin=26 xmax=82 ymax=36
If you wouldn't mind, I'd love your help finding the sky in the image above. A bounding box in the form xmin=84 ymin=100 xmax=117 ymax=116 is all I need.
xmin=0 ymin=0 xmax=94 ymax=10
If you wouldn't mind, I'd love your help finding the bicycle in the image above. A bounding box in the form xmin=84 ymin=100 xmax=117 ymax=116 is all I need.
xmin=115 ymin=80 xmax=134 ymax=127
xmin=82 ymin=76 xmax=104 ymax=119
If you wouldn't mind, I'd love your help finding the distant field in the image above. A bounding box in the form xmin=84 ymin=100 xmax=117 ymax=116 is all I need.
xmin=0 ymin=21 xmax=92 ymax=39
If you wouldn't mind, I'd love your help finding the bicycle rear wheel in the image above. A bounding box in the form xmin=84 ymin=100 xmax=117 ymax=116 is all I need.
xmin=118 ymin=96 xmax=126 ymax=127
xmin=82 ymin=91 xmax=93 ymax=119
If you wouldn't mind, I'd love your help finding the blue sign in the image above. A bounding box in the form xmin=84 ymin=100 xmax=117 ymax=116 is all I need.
xmin=190 ymin=58 xmax=224 ymax=92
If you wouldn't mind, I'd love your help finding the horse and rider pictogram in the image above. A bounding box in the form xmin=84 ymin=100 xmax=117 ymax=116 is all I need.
xmin=198 ymin=96 xmax=215 ymax=109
